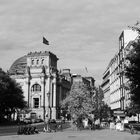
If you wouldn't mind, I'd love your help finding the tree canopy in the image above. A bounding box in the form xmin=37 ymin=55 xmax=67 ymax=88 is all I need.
xmin=92 ymin=87 xmax=112 ymax=120
xmin=61 ymin=81 xmax=112 ymax=120
xmin=61 ymin=82 xmax=94 ymax=119
xmin=125 ymin=26 xmax=140 ymax=109
xmin=0 ymin=68 xmax=26 ymax=121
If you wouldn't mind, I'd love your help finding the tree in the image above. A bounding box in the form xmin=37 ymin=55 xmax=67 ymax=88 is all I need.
xmin=61 ymin=82 xmax=94 ymax=119
xmin=125 ymin=102 xmax=139 ymax=117
xmin=92 ymin=86 xmax=112 ymax=120
xmin=125 ymin=26 xmax=140 ymax=109
xmin=0 ymin=68 xmax=26 ymax=121
xmin=99 ymin=104 xmax=112 ymax=120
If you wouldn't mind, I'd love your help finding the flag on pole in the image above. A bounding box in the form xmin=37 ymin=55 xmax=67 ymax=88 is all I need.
xmin=43 ymin=37 xmax=49 ymax=45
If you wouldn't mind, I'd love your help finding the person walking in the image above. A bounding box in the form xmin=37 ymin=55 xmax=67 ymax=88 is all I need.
xmin=44 ymin=114 xmax=49 ymax=132
xmin=60 ymin=116 xmax=64 ymax=131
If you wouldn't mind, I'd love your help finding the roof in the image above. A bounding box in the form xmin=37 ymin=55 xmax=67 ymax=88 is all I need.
xmin=9 ymin=51 xmax=58 ymax=75
xmin=9 ymin=55 xmax=27 ymax=75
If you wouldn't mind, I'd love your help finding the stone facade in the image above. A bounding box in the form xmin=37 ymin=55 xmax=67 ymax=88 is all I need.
xmin=72 ymin=74 xmax=95 ymax=88
xmin=9 ymin=51 xmax=71 ymax=120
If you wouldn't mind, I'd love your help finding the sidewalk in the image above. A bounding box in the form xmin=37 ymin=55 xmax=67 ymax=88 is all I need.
xmin=0 ymin=129 xmax=140 ymax=140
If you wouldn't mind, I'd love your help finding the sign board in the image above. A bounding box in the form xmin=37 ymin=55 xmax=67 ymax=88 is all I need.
xmin=114 ymin=110 xmax=124 ymax=114
xmin=113 ymin=110 xmax=125 ymax=117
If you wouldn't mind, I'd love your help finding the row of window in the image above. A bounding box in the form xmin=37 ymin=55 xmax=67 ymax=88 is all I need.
xmin=111 ymin=100 xmax=121 ymax=110
xmin=31 ymin=59 xmax=45 ymax=65
xmin=110 ymin=90 xmax=121 ymax=103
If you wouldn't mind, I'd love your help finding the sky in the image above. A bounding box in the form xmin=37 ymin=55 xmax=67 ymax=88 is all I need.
xmin=0 ymin=0 xmax=140 ymax=85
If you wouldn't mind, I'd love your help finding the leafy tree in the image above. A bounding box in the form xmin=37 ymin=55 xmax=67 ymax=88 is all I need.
xmin=61 ymin=81 xmax=94 ymax=119
xmin=61 ymin=82 xmax=112 ymax=121
xmin=125 ymin=102 xmax=140 ymax=117
xmin=92 ymin=86 xmax=112 ymax=120
xmin=125 ymin=26 xmax=140 ymax=109
xmin=0 ymin=68 xmax=26 ymax=121
xmin=99 ymin=104 xmax=112 ymax=120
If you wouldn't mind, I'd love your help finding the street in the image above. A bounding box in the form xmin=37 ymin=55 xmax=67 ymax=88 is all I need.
xmin=0 ymin=129 xmax=140 ymax=140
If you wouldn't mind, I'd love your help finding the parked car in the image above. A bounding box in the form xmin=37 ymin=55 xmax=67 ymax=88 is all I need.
xmin=23 ymin=118 xmax=32 ymax=124
xmin=35 ymin=118 xmax=44 ymax=123
xmin=124 ymin=121 xmax=140 ymax=134
xmin=124 ymin=121 xmax=137 ymax=129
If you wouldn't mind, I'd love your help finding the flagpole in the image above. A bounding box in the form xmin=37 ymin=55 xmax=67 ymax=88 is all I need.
xmin=84 ymin=66 xmax=88 ymax=77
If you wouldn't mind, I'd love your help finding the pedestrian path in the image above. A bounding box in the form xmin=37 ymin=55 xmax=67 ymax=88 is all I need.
xmin=0 ymin=129 xmax=139 ymax=140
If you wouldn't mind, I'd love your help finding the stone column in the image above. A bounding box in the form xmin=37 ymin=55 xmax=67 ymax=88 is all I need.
xmin=27 ymin=77 xmax=31 ymax=108
xmin=59 ymin=84 xmax=62 ymax=119
xmin=48 ymin=75 xmax=51 ymax=119
xmin=52 ymin=75 xmax=57 ymax=119
xmin=42 ymin=75 xmax=46 ymax=121
xmin=60 ymin=85 xmax=62 ymax=103
xmin=26 ymin=66 xmax=31 ymax=108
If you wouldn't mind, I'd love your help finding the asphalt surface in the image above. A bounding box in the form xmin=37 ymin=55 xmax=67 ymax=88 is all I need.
xmin=0 ymin=129 xmax=140 ymax=140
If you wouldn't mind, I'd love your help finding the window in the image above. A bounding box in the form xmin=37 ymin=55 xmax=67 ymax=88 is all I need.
xmin=31 ymin=59 xmax=34 ymax=65
xmin=33 ymin=98 xmax=39 ymax=108
xmin=36 ymin=59 xmax=39 ymax=65
xmin=31 ymin=84 xmax=41 ymax=92
xmin=121 ymin=37 xmax=124 ymax=47
xmin=41 ymin=59 xmax=44 ymax=64
xmin=119 ymin=40 xmax=121 ymax=49
xmin=52 ymin=83 xmax=54 ymax=107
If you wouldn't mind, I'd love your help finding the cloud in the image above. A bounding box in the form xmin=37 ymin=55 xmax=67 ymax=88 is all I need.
xmin=0 ymin=0 xmax=140 ymax=85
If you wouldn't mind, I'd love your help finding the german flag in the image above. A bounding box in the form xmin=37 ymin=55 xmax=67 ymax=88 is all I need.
xmin=43 ymin=37 xmax=49 ymax=45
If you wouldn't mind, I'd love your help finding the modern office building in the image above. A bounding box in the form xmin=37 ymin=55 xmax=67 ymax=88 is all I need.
xmin=109 ymin=53 xmax=120 ymax=110
xmin=118 ymin=29 xmax=138 ymax=110
xmin=102 ymin=29 xmax=138 ymax=112
xmin=101 ymin=65 xmax=110 ymax=106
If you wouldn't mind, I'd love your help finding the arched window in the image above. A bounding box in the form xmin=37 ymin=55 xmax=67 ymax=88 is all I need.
xmin=41 ymin=59 xmax=44 ymax=64
xmin=31 ymin=84 xmax=41 ymax=92
xmin=31 ymin=59 xmax=34 ymax=65
xmin=36 ymin=59 xmax=39 ymax=65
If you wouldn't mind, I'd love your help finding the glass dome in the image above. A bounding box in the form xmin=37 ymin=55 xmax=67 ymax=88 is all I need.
xmin=9 ymin=55 xmax=27 ymax=75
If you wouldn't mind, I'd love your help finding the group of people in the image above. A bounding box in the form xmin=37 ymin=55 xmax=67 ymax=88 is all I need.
xmin=72 ymin=117 xmax=101 ymax=130
xmin=43 ymin=114 xmax=65 ymax=132
xmin=17 ymin=124 xmax=39 ymax=135
xmin=109 ymin=117 xmax=129 ymax=131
